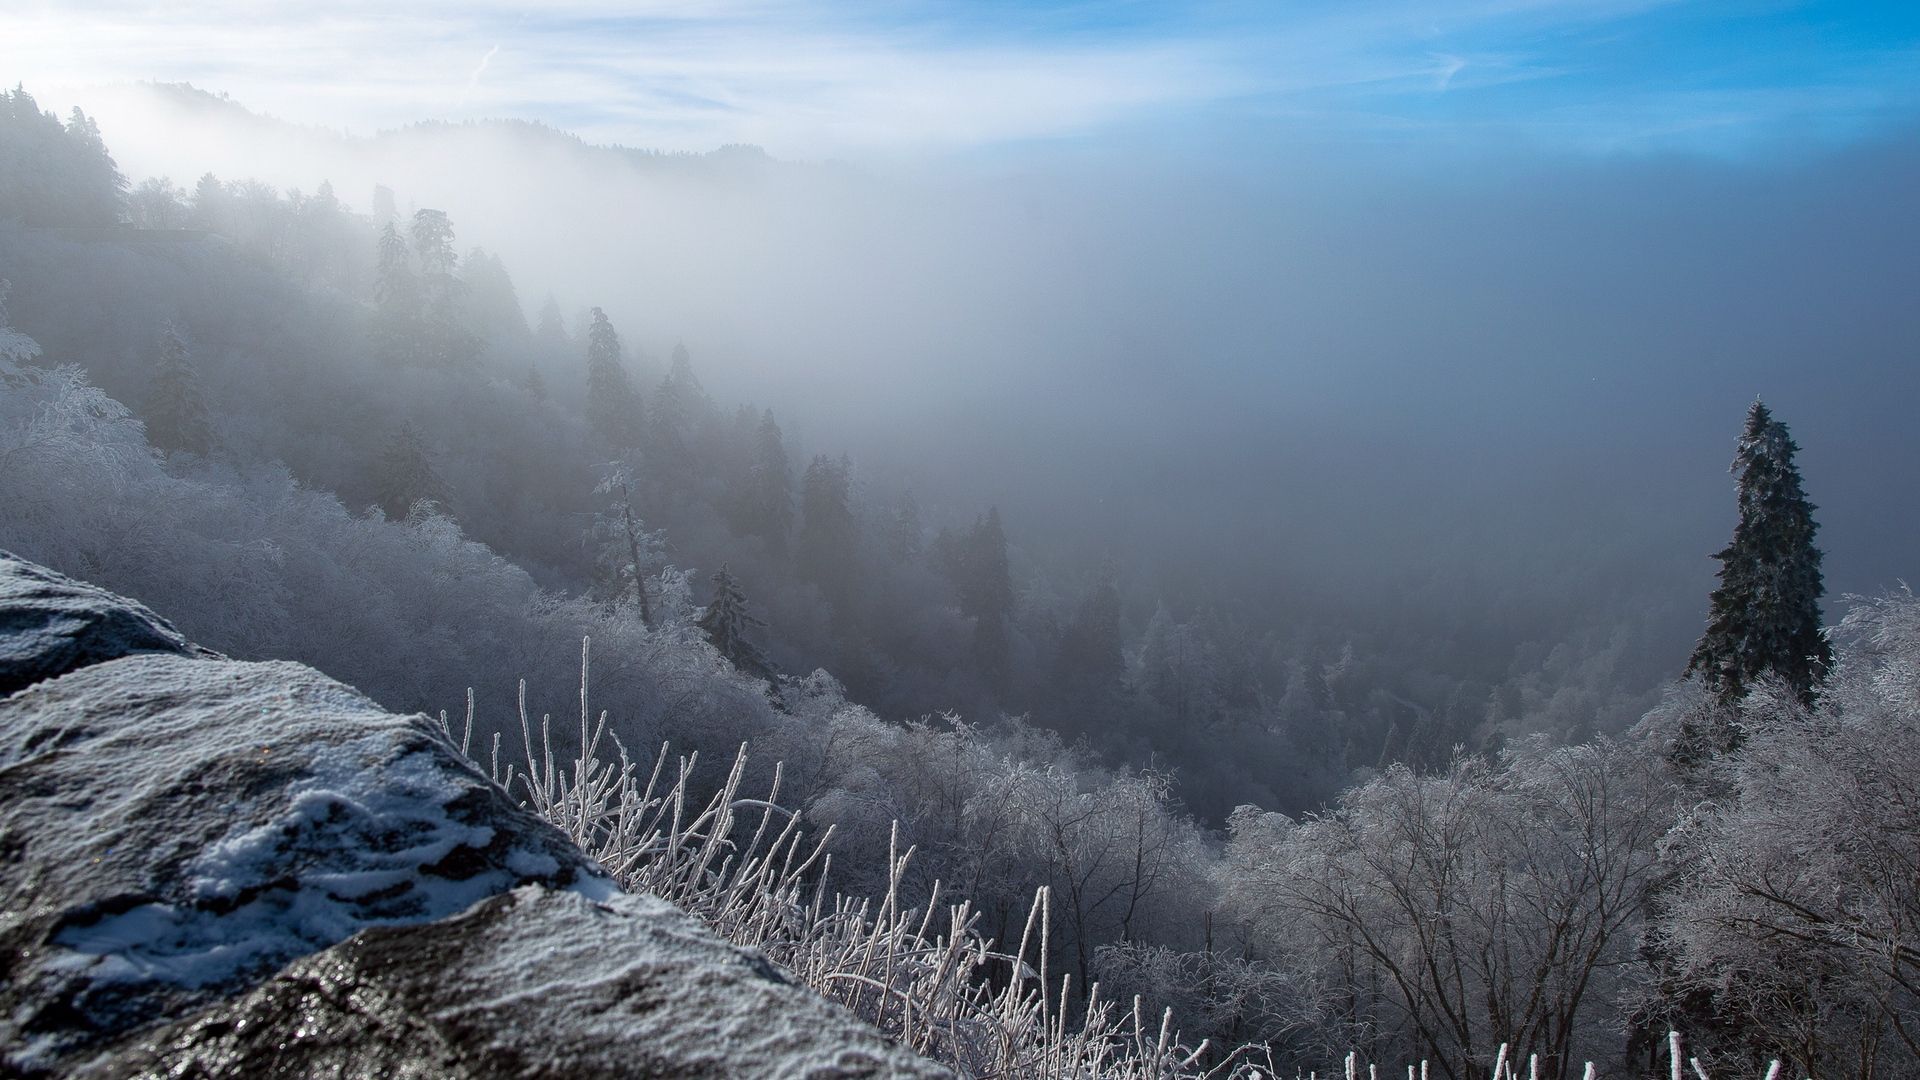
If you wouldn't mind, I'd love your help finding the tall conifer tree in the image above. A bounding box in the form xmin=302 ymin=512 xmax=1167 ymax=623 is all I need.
xmin=699 ymin=566 xmax=773 ymax=680
xmin=584 ymin=307 xmax=642 ymax=449
xmin=372 ymin=222 xmax=420 ymax=366
xmin=740 ymin=409 xmax=793 ymax=555
xmin=798 ymin=454 xmax=856 ymax=609
xmin=1686 ymin=400 xmax=1831 ymax=710
xmin=147 ymin=320 xmax=212 ymax=456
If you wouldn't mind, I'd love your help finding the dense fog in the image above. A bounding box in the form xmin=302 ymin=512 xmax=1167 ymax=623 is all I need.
xmin=48 ymin=81 xmax=1920 ymax=667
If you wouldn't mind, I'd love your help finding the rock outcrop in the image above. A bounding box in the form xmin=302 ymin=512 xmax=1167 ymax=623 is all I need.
xmin=0 ymin=552 xmax=944 ymax=1078
xmin=0 ymin=554 xmax=216 ymax=696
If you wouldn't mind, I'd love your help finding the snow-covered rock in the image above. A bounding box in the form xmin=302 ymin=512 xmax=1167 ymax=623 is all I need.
xmin=90 ymin=887 xmax=940 ymax=1078
xmin=0 ymin=550 xmax=215 ymax=696
xmin=0 ymin=556 xmax=943 ymax=1078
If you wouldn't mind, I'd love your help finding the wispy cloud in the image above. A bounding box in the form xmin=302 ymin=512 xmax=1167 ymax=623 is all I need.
xmin=1 ymin=0 xmax=1915 ymax=156
xmin=460 ymin=44 xmax=501 ymax=108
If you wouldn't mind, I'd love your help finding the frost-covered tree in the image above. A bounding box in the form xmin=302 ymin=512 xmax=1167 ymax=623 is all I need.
xmin=1230 ymin=738 xmax=1675 ymax=1078
xmin=0 ymin=280 xmax=40 ymax=365
xmin=375 ymin=423 xmax=445 ymax=520
xmin=1685 ymin=400 xmax=1830 ymax=714
xmin=699 ymin=566 xmax=773 ymax=680
xmin=1660 ymin=591 xmax=1920 ymax=1079
xmin=145 ymin=320 xmax=212 ymax=456
xmin=584 ymin=307 xmax=642 ymax=449
xmin=592 ymin=461 xmax=665 ymax=628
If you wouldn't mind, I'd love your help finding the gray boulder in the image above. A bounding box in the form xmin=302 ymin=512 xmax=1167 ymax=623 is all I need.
xmin=0 ymin=551 xmax=215 ymax=696
xmin=0 ymin=557 xmax=944 ymax=1078
xmin=92 ymin=887 xmax=937 ymax=1079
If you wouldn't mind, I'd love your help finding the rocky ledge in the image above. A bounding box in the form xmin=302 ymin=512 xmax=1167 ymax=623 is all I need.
xmin=0 ymin=552 xmax=944 ymax=1078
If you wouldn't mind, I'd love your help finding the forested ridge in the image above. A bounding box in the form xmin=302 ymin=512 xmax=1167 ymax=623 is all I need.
xmin=2 ymin=85 xmax=1915 ymax=1078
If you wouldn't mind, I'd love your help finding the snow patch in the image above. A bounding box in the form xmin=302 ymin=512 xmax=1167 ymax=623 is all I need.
xmin=53 ymin=734 xmax=549 ymax=989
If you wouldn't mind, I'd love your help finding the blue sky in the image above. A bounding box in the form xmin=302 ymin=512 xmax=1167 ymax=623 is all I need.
xmin=4 ymin=1 xmax=1917 ymax=158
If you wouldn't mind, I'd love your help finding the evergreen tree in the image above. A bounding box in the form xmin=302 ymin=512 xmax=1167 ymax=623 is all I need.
xmin=942 ymin=506 xmax=1014 ymax=680
xmin=375 ymin=423 xmax=445 ymax=520
xmin=1055 ymin=572 xmax=1124 ymax=696
xmin=62 ymin=107 xmax=126 ymax=223
xmin=798 ymin=454 xmax=858 ymax=611
xmin=372 ymin=222 xmax=420 ymax=366
xmin=584 ymin=307 xmax=643 ymax=449
xmin=521 ymin=363 xmax=548 ymax=403
xmin=146 ymin=320 xmax=212 ymax=456
xmin=739 ymin=409 xmax=794 ymax=555
xmin=699 ymin=566 xmax=773 ymax=680
xmin=370 ymin=183 xmax=398 ymax=227
xmin=409 ymin=209 xmax=475 ymax=367
xmin=189 ymin=173 xmax=229 ymax=232
xmin=885 ymin=490 xmax=924 ymax=562
xmin=461 ymin=247 xmax=529 ymax=342
xmin=410 ymin=209 xmax=457 ymax=280
xmin=648 ymin=342 xmax=711 ymax=495
xmin=535 ymin=293 xmax=570 ymax=350
xmin=0 ymin=89 xmax=125 ymax=226
xmin=1685 ymin=399 xmax=1831 ymax=714
xmin=1135 ymin=606 xmax=1221 ymax=729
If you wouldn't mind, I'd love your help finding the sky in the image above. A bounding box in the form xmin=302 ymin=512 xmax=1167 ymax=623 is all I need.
xmin=4 ymin=1 xmax=1919 ymax=159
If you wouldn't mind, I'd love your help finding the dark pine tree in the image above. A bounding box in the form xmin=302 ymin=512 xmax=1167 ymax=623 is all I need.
xmin=146 ymin=321 xmax=213 ymax=456
xmin=885 ymin=490 xmax=923 ymax=562
xmin=736 ymin=409 xmax=794 ymax=556
xmin=375 ymin=423 xmax=446 ymax=520
xmin=699 ymin=566 xmax=773 ymax=681
xmin=0 ymin=89 xmax=125 ymax=226
xmin=648 ymin=342 xmax=711 ymax=500
xmin=1054 ymin=573 xmax=1124 ymax=700
xmin=520 ymin=363 xmax=548 ymax=403
xmin=461 ymin=247 xmax=529 ymax=342
xmin=535 ymin=293 xmax=570 ymax=350
xmin=584 ymin=307 xmax=643 ymax=449
xmin=798 ymin=455 xmax=858 ymax=612
xmin=409 ymin=209 xmax=476 ymax=368
xmin=1685 ymin=399 xmax=1831 ymax=716
xmin=371 ymin=222 xmax=421 ymax=366
xmin=957 ymin=507 xmax=1014 ymax=683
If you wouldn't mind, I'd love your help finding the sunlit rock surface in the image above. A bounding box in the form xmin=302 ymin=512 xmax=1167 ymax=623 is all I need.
xmin=0 ymin=553 xmax=944 ymax=1078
